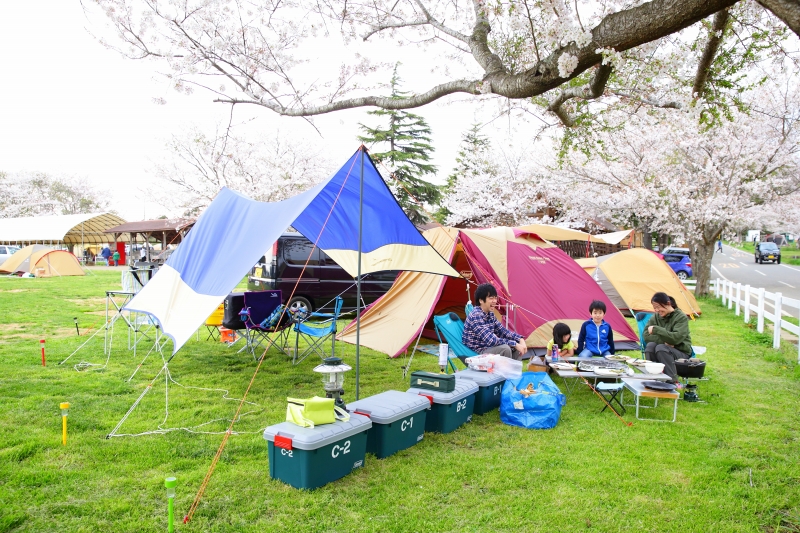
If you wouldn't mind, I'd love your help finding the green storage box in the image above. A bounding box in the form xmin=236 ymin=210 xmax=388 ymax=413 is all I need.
xmin=410 ymin=371 xmax=456 ymax=392
xmin=263 ymin=414 xmax=371 ymax=489
xmin=455 ymin=369 xmax=506 ymax=415
xmin=407 ymin=378 xmax=478 ymax=434
xmin=347 ymin=390 xmax=430 ymax=459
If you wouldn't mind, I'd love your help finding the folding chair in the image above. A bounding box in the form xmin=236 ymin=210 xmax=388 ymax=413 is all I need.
xmin=634 ymin=312 xmax=654 ymax=359
xmin=238 ymin=291 xmax=287 ymax=360
xmin=432 ymin=312 xmax=476 ymax=374
xmin=203 ymin=303 xmax=225 ymax=341
xmin=596 ymin=382 xmax=625 ymax=415
xmin=291 ymin=296 xmax=343 ymax=365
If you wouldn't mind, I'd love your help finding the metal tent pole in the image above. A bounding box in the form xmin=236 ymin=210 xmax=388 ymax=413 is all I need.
xmin=355 ymin=147 xmax=365 ymax=400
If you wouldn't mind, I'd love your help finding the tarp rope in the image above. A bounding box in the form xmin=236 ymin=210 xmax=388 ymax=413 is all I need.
xmin=183 ymin=147 xmax=361 ymax=525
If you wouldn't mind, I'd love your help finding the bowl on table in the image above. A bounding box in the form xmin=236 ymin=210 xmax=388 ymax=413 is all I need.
xmin=644 ymin=362 xmax=665 ymax=375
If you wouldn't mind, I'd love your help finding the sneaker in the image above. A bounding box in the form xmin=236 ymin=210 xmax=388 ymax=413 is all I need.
xmin=674 ymin=382 xmax=684 ymax=391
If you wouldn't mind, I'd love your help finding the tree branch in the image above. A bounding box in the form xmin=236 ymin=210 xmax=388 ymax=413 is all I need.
xmin=693 ymin=9 xmax=730 ymax=98
xmin=547 ymin=64 xmax=613 ymax=126
xmin=361 ymin=0 xmax=470 ymax=43
xmin=610 ymin=91 xmax=683 ymax=109
xmin=756 ymin=0 xmax=800 ymax=38
xmin=201 ymin=0 xmax=738 ymax=116
xmin=214 ymin=79 xmax=482 ymax=115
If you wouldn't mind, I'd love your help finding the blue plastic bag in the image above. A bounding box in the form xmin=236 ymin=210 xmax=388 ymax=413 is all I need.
xmin=499 ymin=372 xmax=566 ymax=429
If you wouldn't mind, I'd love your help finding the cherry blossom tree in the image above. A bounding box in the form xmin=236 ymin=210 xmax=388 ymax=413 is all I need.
xmin=550 ymin=81 xmax=800 ymax=296
xmin=441 ymin=128 xmax=549 ymax=227
xmin=89 ymin=0 xmax=798 ymax=127
xmin=151 ymin=126 xmax=329 ymax=215
xmin=0 ymin=172 xmax=109 ymax=218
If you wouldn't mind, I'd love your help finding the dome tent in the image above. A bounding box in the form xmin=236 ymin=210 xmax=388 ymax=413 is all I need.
xmin=576 ymin=248 xmax=700 ymax=316
xmin=338 ymin=226 xmax=639 ymax=357
xmin=0 ymin=245 xmax=85 ymax=277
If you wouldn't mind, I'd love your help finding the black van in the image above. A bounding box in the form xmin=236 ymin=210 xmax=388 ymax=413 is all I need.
xmin=247 ymin=233 xmax=399 ymax=314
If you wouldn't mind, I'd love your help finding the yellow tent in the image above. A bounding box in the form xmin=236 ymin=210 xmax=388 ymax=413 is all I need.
xmin=0 ymin=245 xmax=85 ymax=277
xmin=576 ymin=248 xmax=700 ymax=316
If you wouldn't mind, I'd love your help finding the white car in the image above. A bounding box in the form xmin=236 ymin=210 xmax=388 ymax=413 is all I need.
xmin=0 ymin=245 xmax=20 ymax=264
xmin=661 ymin=246 xmax=690 ymax=257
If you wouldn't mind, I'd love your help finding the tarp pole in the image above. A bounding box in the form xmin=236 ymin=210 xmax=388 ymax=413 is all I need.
xmin=355 ymin=146 xmax=365 ymax=400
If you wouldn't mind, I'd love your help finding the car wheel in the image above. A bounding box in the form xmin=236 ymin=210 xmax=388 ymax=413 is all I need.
xmin=677 ymin=271 xmax=688 ymax=280
xmin=777 ymin=257 xmax=781 ymax=264
xmin=288 ymin=296 xmax=313 ymax=315
xmin=755 ymin=256 xmax=758 ymax=263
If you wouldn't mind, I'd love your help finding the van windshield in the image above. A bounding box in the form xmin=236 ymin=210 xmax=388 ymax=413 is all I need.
xmin=761 ymin=243 xmax=779 ymax=251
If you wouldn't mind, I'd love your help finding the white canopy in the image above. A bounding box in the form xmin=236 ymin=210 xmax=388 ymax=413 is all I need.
xmin=595 ymin=229 xmax=634 ymax=245
xmin=0 ymin=212 xmax=128 ymax=244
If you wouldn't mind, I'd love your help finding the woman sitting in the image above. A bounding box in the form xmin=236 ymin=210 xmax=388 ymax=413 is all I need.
xmin=644 ymin=292 xmax=692 ymax=383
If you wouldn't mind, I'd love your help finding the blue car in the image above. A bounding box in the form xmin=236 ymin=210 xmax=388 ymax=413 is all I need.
xmin=663 ymin=253 xmax=692 ymax=280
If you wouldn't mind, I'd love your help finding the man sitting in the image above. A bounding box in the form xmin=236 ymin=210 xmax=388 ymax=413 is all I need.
xmin=462 ymin=283 xmax=527 ymax=360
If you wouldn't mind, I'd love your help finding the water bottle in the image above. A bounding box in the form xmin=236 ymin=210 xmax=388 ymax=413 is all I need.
xmin=552 ymin=344 xmax=559 ymax=362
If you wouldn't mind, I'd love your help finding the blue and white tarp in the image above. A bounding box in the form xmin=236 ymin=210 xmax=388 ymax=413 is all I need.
xmin=125 ymin=148 xmax=459 ymax=353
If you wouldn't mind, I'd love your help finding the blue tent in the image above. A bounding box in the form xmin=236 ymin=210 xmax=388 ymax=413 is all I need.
xmin=126 ymin=148 xmax=459 ymax=354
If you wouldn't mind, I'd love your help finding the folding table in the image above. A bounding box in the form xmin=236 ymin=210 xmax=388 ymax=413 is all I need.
xmin=621 ymin=378 xmax=679 ymax=422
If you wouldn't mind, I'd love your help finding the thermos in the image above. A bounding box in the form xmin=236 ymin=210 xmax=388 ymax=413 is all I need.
xmin=552 ymin=344 xmax=559 ymax=362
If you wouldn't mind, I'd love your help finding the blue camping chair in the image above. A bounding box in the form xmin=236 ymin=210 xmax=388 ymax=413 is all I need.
xmin=634 ymin=312 xmax=653 ymax=359
xmin=432 ymin=312 xmax=477 ymax=374
xmin=636 ymin=311 xmax=701 ymax=359
xmin=238 ymin=291 xmax=290 ymax=360
xmin=291 ymin=296 xmax=343 ymax=365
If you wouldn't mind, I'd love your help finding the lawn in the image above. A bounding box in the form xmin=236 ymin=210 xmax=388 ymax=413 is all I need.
xmin=1 ymin=270 xmax=799 ymax=533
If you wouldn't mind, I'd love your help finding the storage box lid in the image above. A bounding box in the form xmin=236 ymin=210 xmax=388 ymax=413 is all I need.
xmin=346 ymin=390 xmax=430 ymax=424
xmin=407 ymin=378 xmax=478 ymax=404
xmin=263 ymin=414 xmax=371 ymax=450
xmin=454 ymin=369 xmax=506 ymax=387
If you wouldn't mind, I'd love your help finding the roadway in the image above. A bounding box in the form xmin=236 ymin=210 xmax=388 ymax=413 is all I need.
xmin=710 ymin=245 xmax=800 ymax=306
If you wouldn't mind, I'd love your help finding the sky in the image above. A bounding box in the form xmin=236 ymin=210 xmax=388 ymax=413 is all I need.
xmin=0 ymin=1 xmax=541 ymax=222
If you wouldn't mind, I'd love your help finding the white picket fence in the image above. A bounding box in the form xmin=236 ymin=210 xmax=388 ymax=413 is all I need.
xmin=698 ymin=278 xmax=800 ymax=362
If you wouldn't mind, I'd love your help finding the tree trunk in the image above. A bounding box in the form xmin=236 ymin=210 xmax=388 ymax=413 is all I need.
xmin=657 ymin=233 xmax=670 ymax=251
xmin=641 ymin=223 xmax=653 ymax=249
xmin=691 ymin=239 xmax=717 ymax=296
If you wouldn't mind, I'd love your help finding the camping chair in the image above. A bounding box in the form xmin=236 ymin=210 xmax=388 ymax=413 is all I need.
xmin=203 ymin=303 xmax=225 ymax=341
xmin=291 ymin=296 xmax=343 ymax=365
xmin=432 ymin=312 xmax=476 ymax=374
xmin=237 ymin=291 xmax=287 ymax=360
xmin=596 ymin=382 xmax=625 ymax=415
xmin=634 ymin=312 xmax=653 ymax=359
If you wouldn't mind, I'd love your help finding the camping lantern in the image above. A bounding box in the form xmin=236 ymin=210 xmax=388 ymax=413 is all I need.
xmin=313 ymin=357 xmax=352 ymax=409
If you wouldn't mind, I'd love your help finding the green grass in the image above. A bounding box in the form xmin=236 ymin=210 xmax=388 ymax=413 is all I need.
xmin=1 ymin=272 xmax=799 ymax=532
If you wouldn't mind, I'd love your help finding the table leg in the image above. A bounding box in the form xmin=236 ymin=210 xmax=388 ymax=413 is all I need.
xmin=561 ymin=376 xmax=578 ymax=395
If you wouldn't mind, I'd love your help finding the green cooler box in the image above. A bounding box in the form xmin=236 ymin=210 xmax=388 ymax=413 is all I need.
xmin=407 ymin=378 xmax=478 ymax=434
xmin=263 ymin=414 xmax=371 ymax=489
xmin=347 ymin=390 xmax=430 ymax=459
xmin=455 ymin=369 xmax=506 ymax=415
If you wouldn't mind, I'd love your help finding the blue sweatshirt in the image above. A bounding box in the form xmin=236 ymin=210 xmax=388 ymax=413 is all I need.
xmin=576 ymin=319 xmax=615 ymax=355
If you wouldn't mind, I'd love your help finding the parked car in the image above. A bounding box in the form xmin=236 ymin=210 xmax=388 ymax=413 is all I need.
xmin=247 ymin=233 xmax=399 ymax=314
xmin=0 ymin=245 xmax=20 ymax=265
xmin=755 ymin=241 xmax=781 ymax=264
xmin=663 ymin=254 xmax=693 ymax=280
xmin=661 ymin=246 xmax=691 ymax=257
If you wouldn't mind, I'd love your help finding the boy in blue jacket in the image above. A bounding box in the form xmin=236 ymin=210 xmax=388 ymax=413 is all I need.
xmin=576 ymin=300 xmax=615 ymax=358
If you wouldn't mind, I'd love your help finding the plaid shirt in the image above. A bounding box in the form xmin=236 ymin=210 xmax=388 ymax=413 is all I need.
xmin=462 ymin=308 xmax=522 ymax=352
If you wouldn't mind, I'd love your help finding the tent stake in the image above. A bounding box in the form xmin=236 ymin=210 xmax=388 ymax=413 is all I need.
xmin=355 ymin=146 xmax=365 ymax=400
